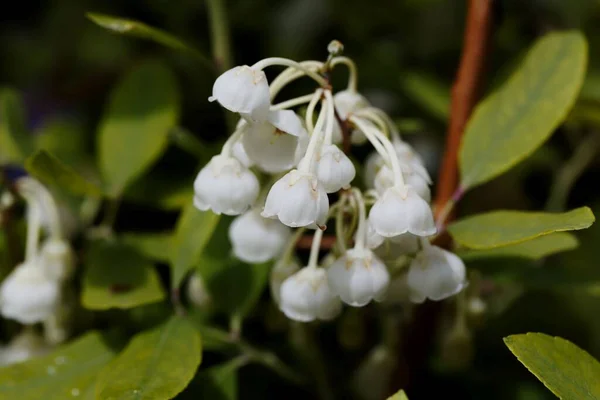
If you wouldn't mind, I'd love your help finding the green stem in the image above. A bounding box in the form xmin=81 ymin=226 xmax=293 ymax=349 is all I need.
xmin=169 ymin=126 xmax=215 ymax=161
xmin=206 ymin=0 xmax=232 ymax=72
xmin=100 ymin=197 xmax=121 ymax=230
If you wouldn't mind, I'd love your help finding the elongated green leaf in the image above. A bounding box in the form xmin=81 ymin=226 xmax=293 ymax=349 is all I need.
xmin=86 ymin=13 xmax=211 ymax=67
xmin=98 ymin=60 xmax=180 ymax=197
xmin=0 ymin=332 xmax=117 ymax=400
xmin=96 ymin=317 xmax=202 ymax=400
xmin=400 ymin=71 xmax=450 ymax=121
xmin=25 ymin=150 xmax=102 ymax=197
xmin=170 ymin=201 xmax=220 ymax=289
xmin=504 ymin=333 xmax=600 ymax=399
xmin=121 ymin=232 xmax=173 ymax=263
xmin=0 ymin=88 xmax=33 ymax=162
xmin=388 ymin=390 xmax=409 ymax=400
xmin=448 ymin=207 xmax=594 ymax=249
xmin=458 ymin=232 xmax=579 ymax=261
xmin=82 ymin=240 xmax=166 ymax=310
xmin=459 ymin=32 xmax=588 ymax=189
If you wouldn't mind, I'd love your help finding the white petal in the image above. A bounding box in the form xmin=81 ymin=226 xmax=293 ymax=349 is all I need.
xmin=334 ymin=90 xmax=370 ymax=119
xmin=270 ymin=258 xmax=301 ymax=305
xmin=210 ymin=65 xmax=270 ymax=121
xmin=232 ymin=136 xmax=254 ymax=167
xmin=364 ymin=152 xmax=385 ymax=189
xmin=242 ymin=121 xmax=304 ymax=173
xmin=267 ymin=110 xmax=307 ymax=137
xmin=316 ymin=144 xmax=356 ymax=193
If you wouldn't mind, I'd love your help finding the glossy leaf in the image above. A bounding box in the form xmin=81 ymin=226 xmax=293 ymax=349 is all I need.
xmin=448 ymin=207 xmax=594 ymax=249
xmin=96 ymin=317 xmax=202 ymax=400
xmin=82 ymin=240 xmax=166 ymax=310
xmin=0 ymin=332 xmax=116 ymax=400
xmin=388 ymin=390 xmax=409 ymax=400
xmin=121 ymin=232 xmax=173 ymax=263
xmin=504 ymin=333 xmax=600 ymax=399
xmin=98 ymin=60 xmax=180 ymax=197
xmin=25 ymin=150 xmax=102 ymax=197
xmin=0 ymin=88 xmax=33 ymax=162
xmin=458 ymin=232 xmax=579 ymax=261
xmin=86 ymin=13 xmax=211 ymax=68
xmin=170 ymin=201 xmax=220 ymax=289
xmin=459 ymin=32 xmax=587 ymax=189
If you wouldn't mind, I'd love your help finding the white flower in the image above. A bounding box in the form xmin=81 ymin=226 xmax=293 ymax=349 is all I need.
xmin=241 ymin=110 xmax=308 ymax=173
xmin=0 ymin=330 xmax=50 ymax=367
xmin=232 ymin=135 xmax=254 ymax=168
xmin=374 ymin=166 xmax=430 ymax=203
xmin=407 ymin=245 xmax=467 ymax=303
xmin=209 ymin=65 xmax=270 ymax=121
xmin=193 ymin=155 xmax=259 ymax=216
xmin=364 ymin=141 xmax=431 ymax=188
xmin=269 ymin=258 xmax=301 ymax=305
xmin=369 ymin=185 xmax=436 ymax=237
xmin=366 ymin=220 xmax=385 ymax=249
xmin=327 ymin=248 xmax=390 ymax=307
xmin=0 ymin=261 xmax=60 ymax=324
xmin=40 ymin=238 xmax=74 ymax=282
xmin=229 ymin=209 xmax=291 ymax=263
xmin=187 ymin=272 xmax=211 ymax=308
xmin=316 ymin=144 xmax=356 ymax=193
xmin=262 ymin=169 xmax=329 ymax=229
xmin=279 ymin=266 xmax=342 ymax=322
xmin=332 ymin=90 xmax=371 ymax=145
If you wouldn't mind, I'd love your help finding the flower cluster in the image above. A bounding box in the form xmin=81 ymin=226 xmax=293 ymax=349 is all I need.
xmin=193 ymin=42 xmax=467 ymax=322
xmin=0 ymin=177 xmax=75 ymax=344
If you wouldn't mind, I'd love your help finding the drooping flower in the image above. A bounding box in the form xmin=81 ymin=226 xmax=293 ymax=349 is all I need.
xmin=39 ymin=238 xmax=75 ymax=282
xmin=374 ymin=165 xmax=431 ymax=203
xmin=209 ymin=65 xmax=271 ymax=122
xmin=332 ymin=90 xmax=371 ymax=145
xmin=262 ymin=169 xmax=329 ymax=229
xmin=407 ymin=244 xmax=467 ymax=303
xmin=229 ymin=209 xmax=291 ymax=263
xmin=369 ymin=185 xmax=436 ymax=238
xmin=193 ymin=155 xmax=259 ymax=216
xmin=270 ymin=258 xmax=301 ymax=305
xmin=279 ymin=266 xmax=342 ymax=322
xmin=327 ymin=247 xmax=390 ymax=307
xmin=316 ymin=144 xmax=356 ymax=193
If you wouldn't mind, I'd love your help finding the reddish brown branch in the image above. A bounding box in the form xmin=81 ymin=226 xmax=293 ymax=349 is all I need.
xmin=433 ymin=0 xmax=493 ymax=221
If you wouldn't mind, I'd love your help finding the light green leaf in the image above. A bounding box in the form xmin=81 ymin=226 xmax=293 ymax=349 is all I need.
xmin=25 ymin=150 xmax=102 ymax=197
xmin=170 ymin=201 xmax=220 ymax=289
xmin=448 ymin=207 xmax=594 ymax=249
xmin=387 ymin=389 xmax=409 ymax=400
xmin=96 ymin=316 xmax=202 ymax=400
xmin=82 ymin=240 xmax=166 ymax=310
xmin=0 ymin=88 xmax=33 ymax=162
xmin=121 ymin=232 xmax=173 ymax=263
xmin=98 ymin=60 xmax=180 ymax=197
xmin=400 ymin=71 xmax=449 ymax=121
xmin=458 ymin=232 xmax=579 ymax=261
xmin=0 ymin=332 xmax=117 ymax=400
xmin=504 ymin=333 xmax=600 ymax=399
xmin=459 ymin=31 xmax=588 ymax=189
xmin=86 ymin=13 xmax=212 ymax=68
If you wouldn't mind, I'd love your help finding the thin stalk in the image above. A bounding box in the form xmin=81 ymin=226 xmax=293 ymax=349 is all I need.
xmin=206 ymin=0 xmax=232 ymax=71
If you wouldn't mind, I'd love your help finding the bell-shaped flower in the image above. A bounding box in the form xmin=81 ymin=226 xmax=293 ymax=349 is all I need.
xmin=316 ymin=144 xmax=356 ymax=193
xmin=232 ymin=136 xmax=254 ymax=168
xmin=262 ymin=169 xmax=329 ymax=229
xmin=241 ymin=110 xmax=309 ymax=173
xmin=369 ymin=185 xmax=436 ymax=238
xmin=279 ymin=266 xmax=342 ymax=322
xmin=407 ymin=245 xmax=467 ymax=303
xmin=374 ymin=165 xmax=430 ymax=203
xmin=270 ymin=258 xmax=301 ymax=305
xmin=209 ymin=65 xmax=271 ymax=122
xmin=229 ymin=209 xmax=291 ymax=263
xmin=0 ymin=330 xmax=50 ymax=367
xmin=327 ymin=248 xmax=390 ymax=307
xmin=193 ymin=155 xmax=259 ymax=216
xmin=40 ymin=238 xmax=75 ymax=282
xmin=364 ymin=141 xmax=431 ymax=189
xmin=0 ymin=261 xmax=60 ymax=324
xmin=332 ymin=90 xmax=371 ymax=145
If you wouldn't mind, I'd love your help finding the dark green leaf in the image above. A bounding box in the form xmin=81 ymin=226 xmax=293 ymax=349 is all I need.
xmin=190 ymin=359 xmax=243 ymax=400
xmin=121 ymin=232 xmax=173 ymax=263
xmin=504 ymin=333 xmax=600 ymax=399
xmin=399 ymin=71 xmax=449 ymax=121
xmin=82 ymin=240 xmax=166 ymax=310
xmin=388 ymin=390 xmax=409 ymax=400
xmin=448 ymin=207 xmax=595 ymax=249
xmin=98 ymin=60 xmax=180 ymax=197
xmin=0 ymin=88 xmax=33 ymax=162
xmin=96 ymin=316 xmax=202 ymax=400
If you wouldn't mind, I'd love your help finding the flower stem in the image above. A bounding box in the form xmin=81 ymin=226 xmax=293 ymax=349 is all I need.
xmin=271 ymin=93 xmax=316 ymax=111
xmin=323 ymin=90 xmax=335 ymax=145
xmin=307 ymin=229 xmax=324 ymax=268
xmin=253 ymin=57 xmax=328 ymax=87
xmin=330 ymin=56 xmax=358 ymax=92
xmin=206 ymin=0 xmax=232 ymax=72
xmin=351 ymin=188 xmax=367 ymax=250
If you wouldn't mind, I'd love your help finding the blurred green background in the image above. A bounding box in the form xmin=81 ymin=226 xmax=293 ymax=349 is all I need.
xmin=3 ymin=0 xmax=600 ymax=399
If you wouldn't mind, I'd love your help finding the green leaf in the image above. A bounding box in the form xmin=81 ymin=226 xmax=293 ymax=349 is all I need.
xmin=192 ymin=360 xmax=241 ymax=400
xmin=25 ymin=150 xmax=102 ymax=197
xmin=82 ymin=240 xmax=166 ymax=310
xmin=448 ymin=207 xmax=595 ymax=249
xmin=0 ymin=88 xmax=33 ymax=162
xmin=458 ymin=232 xmax=579 ymax=261
xmin=86 ymin=13 xmax=212 ymax=68
xmin=98 ymin=60 xmax=180 ymax=197
xmin=0 ymin=332 xmax=117 ymax=400
xmin=459 ymin=31 xmax=588 ymax=189
xmin=170 ymin=201 xmax=220 ymax=289
xmin=125 ymin=174 xmax=193 ymax=210
xmin=121 ymin=232 xmax=173 ymax=263
xmin=387 ymin=390 xmax=409 ymax=400
xmin=399 ymin=71 xmax=449 ymax=121
xmin=504 ymin=333 xmax=600 ymax=399
xmin=96 ymin=316 xmax=202 ymax=400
